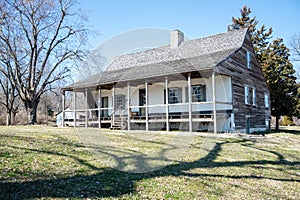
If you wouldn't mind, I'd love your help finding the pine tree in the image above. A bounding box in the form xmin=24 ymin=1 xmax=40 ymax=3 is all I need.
xmin=228 ymin=6 xmax=272 ymax=65
xmin=261 ymin=39 xmax=298 ymax=129
xmin=228 ymin=6 xmax=258 ymax=34
xmin=253 ymin=25 xmax=273 ymax=63
xmin=229 ymin=6 xmax=298 ymax=130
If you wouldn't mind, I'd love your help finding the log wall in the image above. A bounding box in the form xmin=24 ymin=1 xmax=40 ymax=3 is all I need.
xmin=218 ymin=34 xmax=271 ymax=131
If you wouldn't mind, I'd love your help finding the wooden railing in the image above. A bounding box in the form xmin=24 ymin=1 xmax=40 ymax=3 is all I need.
xmin=110 ymin=105 xmax=128 ymax=130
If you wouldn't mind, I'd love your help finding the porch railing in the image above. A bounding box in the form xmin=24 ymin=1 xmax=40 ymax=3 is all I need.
xmin=63 ymin=101 xmax=232 ymax=129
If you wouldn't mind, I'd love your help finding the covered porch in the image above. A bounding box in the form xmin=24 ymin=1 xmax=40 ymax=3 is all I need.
xmin=62 ymin=70 xmax=234 ymax=133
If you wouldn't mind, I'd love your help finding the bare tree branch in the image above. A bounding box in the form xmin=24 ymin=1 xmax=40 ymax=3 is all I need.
xmin=0 ymin=0 xmax=90 ymax=123
xmin=290 ymin=34 xmax=300 ymax=62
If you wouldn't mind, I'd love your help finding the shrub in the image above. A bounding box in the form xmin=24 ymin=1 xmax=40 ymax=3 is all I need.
xmin=281 ymin=115 xmax=294 ymax=126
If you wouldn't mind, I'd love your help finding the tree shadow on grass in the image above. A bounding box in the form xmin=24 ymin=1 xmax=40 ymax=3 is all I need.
xmin=269 ymin=128 xmax=300 ymax=135
xmin=0 ymin=135 xmax=300 ymax=199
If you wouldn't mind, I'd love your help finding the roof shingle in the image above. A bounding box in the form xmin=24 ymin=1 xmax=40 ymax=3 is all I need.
xmin=65 ymin=28 xmax=247 ymax=90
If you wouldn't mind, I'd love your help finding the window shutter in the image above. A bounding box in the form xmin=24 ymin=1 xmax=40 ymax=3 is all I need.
xmin=178 ymin=87 xmax=182 ymax=103
xmin=122 ymin=94 xmax=125 ymax=109
xmin=185 ymin=87 xmax=188 ymax=103
xmin=202 ymin=85 xmax=206 ymax=101
xmin=164 ymin=89 xmax=166 ymax=104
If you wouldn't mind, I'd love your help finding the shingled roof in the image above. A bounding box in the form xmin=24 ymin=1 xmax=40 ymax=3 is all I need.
xmin=65 ymin=28 xmax=248 ymax=90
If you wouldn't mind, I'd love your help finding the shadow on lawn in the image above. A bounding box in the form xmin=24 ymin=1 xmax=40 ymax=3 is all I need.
xmin=1 ymin=135 xmax=300 ymax=199
xmin=271 ymin=128 xmax=300 ymax=135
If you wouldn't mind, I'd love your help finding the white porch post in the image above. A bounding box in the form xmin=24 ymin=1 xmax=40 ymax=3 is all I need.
xmin=188 ymin=73 xmax=192 ymax=132
xmin=73 ymin=91 xmax=77 ymax=128
xmin=127 ymin=82 xmax=131 ymax=131
xmin=165 ymin=77 xmax=169 ymax=132
xmin=98 ymin=87 xmax=101 ymax=129
xmin=112 ymin=84 xmax=115 ymax=125
xmin=62 ymin=91 xmax=65 ymax=127
xmin=85 ymin=88 xmax=88 ymax=128
xmin=145 ymin=80 xmax=149 ymax=131
xmin=212 ymin=70 xmax=217 ymax=134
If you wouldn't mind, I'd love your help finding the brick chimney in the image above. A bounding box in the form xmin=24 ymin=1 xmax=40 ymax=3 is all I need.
xmin=170 ymin=30 xmax=184 ymax=48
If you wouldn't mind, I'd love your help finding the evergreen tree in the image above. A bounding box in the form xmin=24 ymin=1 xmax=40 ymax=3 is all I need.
xmin=229 ymin=6 xmax=298 ymax=130
xmin=253 ymin=25 xmax=273 ymax=63
xmin=261 ymin=39 xmax=298 ymax=129
xmin=228 ymin=6 xmax=258 ymax=34
xmin=228 ymin=6 xmax=272 ymax=65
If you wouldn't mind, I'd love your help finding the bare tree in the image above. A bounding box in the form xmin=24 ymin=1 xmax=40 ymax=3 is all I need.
xmin=290 ymin=33 xmax=300 ymax=62
xmin=0 ymin=0 xmax=89 ymax=124
xmin=0 ymin=74 xmax=20 ymax=125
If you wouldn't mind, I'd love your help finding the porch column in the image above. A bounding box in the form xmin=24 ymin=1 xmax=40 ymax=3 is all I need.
xmin=98 ymin=87 xmax=101 ymax=129
xmin=145 ymin=80 xmax=149 ymax=131
xmin=112 ymin=84 xmax=115 ymax=125
xmin=73 ymin=91 xmax=77 ymax=128
xmin=62 ymin=91 xmax=65 ymax=127
xmin=85 ymin=88 xmax=88 ymax=128
xmin=165 ymin=77 xmax=169 ymax=132
xmin=188 ymin=73 xmax=192 ymax=132
xmin=212 ymin=70 xmax=217 ymax=134
xmin=127 ymin=82 xmax=131 ymax=131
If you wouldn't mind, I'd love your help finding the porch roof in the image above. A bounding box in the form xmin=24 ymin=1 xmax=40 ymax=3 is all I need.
xmin=64 ymin=28 xmax=248 ymax=90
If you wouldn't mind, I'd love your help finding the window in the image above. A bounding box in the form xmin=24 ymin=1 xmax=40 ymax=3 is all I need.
xmin=264 ymin=94 xmax=269 ymax=108
xmin=115 ymin=94 xmax=125 ymax=109
xmin=252 ymin=88 xmax=256 ymax=105
xmin=247 ymin=51 xmax=251 ymax=69
xmin=245 ymin=86 xmax=250 ymax=104
xmin=165 ymin=88 xmax=182 ymax=104
xmin=169 ymin=88 xmax=180 ymax=104
xmin=192 ymin=85 xmax=206 ymax=102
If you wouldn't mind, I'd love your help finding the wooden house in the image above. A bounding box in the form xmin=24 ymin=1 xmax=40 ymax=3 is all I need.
xmin=62 ymin=28 xmax=270 ymax=133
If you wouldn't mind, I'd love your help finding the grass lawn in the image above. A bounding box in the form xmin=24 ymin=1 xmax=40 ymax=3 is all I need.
xmin=0 ymin=125 xmax=299 ymax=199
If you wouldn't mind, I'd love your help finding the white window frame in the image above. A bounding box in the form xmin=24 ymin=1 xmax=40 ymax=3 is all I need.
xmin=252 ymin=88 xmax=256 ymax=105
xmin=264 ymin=93 xmax=269 ymax=108
xmin=245 ymin=85 xmax=250 ymax=104
xmin=115 ymin=94 xmax=125 ymax=109
xmin=247 ymin=51 xmax=251 ymax=69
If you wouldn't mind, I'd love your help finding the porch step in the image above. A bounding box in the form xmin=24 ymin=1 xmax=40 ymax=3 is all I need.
xmin=110 ymin=121 xmax=127 ymax=130
xmin=110 ymin=108 xmax=128 ymax=130
xmin=110 ymin=124 xmax=122 ymax=130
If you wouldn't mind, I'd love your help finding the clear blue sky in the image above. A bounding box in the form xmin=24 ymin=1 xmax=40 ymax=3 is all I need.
xmin=78 ymin=0 xmax=300 ymax=72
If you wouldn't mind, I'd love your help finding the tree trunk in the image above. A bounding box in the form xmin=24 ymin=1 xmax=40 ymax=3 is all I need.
xmin=11 ymin=112 xmax=16 ymax=125
xmin=275 ymin=115 xmax=280 ymax=131
xmin=6 ymin=113 xmax=11 ymax=126
xmin=25 ymin=100 xmax=39 ymax=124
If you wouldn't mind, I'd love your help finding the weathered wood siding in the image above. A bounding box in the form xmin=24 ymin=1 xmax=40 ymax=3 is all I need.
xmin=217 ymin=33 xmax=270 ymax=131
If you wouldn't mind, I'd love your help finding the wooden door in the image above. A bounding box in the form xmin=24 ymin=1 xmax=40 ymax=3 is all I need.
xmin=246 ymin=116 xmax=250 ymax=134
xmin=139 ymin=89 xmax=146 ymax=116
xmin=101 ymin=97 xmax=109 ymax=118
